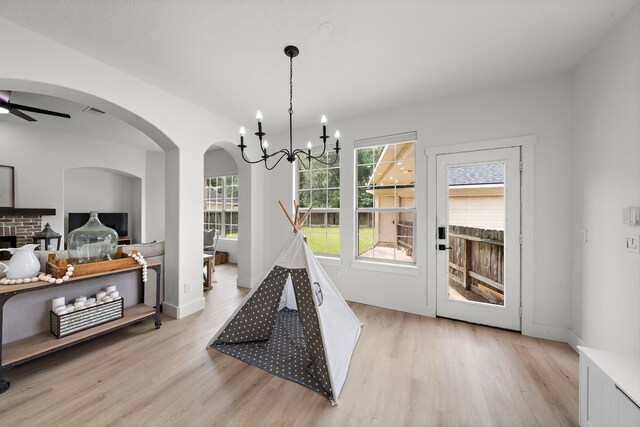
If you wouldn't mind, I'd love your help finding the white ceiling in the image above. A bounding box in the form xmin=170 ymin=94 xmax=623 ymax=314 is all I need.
xmin=1 ymin=0 xmax=638 ymax=137
xmin=0 ymin=91 xmax=161 ymax=151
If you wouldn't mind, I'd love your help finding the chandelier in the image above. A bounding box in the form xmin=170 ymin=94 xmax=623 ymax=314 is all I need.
xmin=238 ymin=45 xmax=340 ymax=170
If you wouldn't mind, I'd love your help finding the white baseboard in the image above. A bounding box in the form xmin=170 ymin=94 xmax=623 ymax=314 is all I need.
xmin=339 ymin=289 xmax=571 ymax=343
xmin=162 ymin=301 xmax=179 ymax=318
xmin=567 ymin=328 xmax=588 ymax=352
xmin=340 ymin=289 xmax=434 ymax=317
xmin=162 ymin=297 xmax=205 ymax=319
xmin=236 ymin=277 xmax=251 ymax=289
xmin=521 ymin=322 xmax=568 ymax=342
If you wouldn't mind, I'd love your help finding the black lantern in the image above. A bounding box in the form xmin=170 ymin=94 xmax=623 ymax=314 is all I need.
xmin=32 ymin=223 xmax=62 ymax=251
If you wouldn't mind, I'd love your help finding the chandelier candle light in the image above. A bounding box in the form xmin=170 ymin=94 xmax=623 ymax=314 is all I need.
xmin=238 ymin=45 xmax=340 ymax=170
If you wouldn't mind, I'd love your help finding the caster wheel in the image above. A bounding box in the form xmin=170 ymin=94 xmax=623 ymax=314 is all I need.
xmin=155 ymin=320 xmax=162 ymax=329
xmin=0 ymin=379 xmax=10 ymax=394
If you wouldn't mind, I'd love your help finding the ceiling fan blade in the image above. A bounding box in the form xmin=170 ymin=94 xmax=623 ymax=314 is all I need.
xmin=9 ymin=108 xmax=37 ymax=122
xmin=7 ymin=102 xmax=71 ymax=119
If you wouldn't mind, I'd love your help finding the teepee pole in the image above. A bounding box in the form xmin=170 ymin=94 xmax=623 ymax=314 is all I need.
xmin=294 ymin=201 xmax=300 ymax=228
xmin=297 ymin=203 xmax=313 ymax=232
xmin=279 ymin=200 xmax=297 ymax=232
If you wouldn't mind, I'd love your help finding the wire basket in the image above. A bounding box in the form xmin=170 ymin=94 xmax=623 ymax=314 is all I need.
xmin=50 ymin=298 xmax=124 ymax=338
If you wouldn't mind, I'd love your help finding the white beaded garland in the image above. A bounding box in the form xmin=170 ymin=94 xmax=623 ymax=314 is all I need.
xmin=128 ymin=251 xmax=148 ymax=282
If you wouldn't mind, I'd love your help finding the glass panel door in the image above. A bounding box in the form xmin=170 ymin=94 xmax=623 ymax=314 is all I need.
xmin=436 ymin=148 xmax=521 ymax=330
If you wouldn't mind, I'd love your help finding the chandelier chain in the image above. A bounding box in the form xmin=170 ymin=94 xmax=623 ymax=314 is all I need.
xmin=289 ymin=56 xmax=293 ymax=115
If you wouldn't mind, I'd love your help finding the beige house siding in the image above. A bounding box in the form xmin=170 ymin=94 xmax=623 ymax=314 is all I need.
xmin=448 ymin=185 xmax=504 ymax=230
xmin=372 ymin=189 xmax=415 ymax=243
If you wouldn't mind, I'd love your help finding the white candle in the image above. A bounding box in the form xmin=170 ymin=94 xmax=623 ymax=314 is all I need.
xmin=105 ymin=285 xmax=116 ymax=293
xmin=96 ymin=291 xmax=106 ymax=301
xmin=51 ymin=296 xmax=65 ymax=311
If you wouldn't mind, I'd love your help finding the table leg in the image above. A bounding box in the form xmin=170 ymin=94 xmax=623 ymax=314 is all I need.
xmin=0 ymin=294 xmax=12 ymax=394
xmin=203 ymin=257 xmax=213 ymax=291
xmin=150 ymin=264 xmax=162 ymax=329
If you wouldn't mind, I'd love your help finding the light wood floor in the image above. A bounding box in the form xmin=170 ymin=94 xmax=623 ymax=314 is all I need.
xmin=0 ymin=264 xmax=578 ymax=426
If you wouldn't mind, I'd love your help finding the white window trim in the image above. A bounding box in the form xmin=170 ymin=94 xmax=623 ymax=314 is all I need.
xmin=354 ymin=131 xmax=417 ymax=149
xmin=350 ymin=259 xmax=420 ymax=276
xmin=354 ymin=137 xmax=417 ymax=265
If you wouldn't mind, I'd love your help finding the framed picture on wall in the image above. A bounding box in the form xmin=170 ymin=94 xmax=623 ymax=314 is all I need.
xmin=0 ymin=165 xmax=15 ymax=208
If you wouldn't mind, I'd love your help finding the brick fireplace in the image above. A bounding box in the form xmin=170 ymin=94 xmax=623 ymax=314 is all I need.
xmin=0 ymin=208 xmax=57 ymax=249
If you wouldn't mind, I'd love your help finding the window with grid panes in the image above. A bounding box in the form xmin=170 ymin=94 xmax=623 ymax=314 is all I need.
xmin=297 ymin=151 xmax=340 ymax=256
xmin=203 ymin=175 xmax=238 ymax=238
xmin=355 ymin=135 xmax=415 ymax=263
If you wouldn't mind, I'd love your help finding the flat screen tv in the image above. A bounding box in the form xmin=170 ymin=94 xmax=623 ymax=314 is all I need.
xmin=68 ymin=212 xmax=129 ymax=238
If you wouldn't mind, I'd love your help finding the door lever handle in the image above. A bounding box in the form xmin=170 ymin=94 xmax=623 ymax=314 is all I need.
xmin=438 ymin=244 xmax=452 ymax=251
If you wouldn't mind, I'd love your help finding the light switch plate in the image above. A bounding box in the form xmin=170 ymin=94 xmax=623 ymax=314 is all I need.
xmin=623 ymin=207 xmax=640 ymax=226
xmin=626 ymin=234 xmax=639 ymax=253
xmin=581 ymin=227 xmax=588 ymax=243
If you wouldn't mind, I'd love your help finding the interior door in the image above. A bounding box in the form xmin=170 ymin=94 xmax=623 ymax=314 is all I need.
xmin=436 ymin=147 xmax=521 ymax=330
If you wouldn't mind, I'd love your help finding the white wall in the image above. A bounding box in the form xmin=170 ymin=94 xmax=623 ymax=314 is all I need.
xmin=0 ymin=120 xmax=150 ymax=243
xmin=64 ymin=168 xmax=141 ymax=242
xmin=204 ymin=148 xmax=238 ymax=177
xmin=262 ymin=74 xmax=573 ymax=340
xmin=145 ymin=151 xmax=166 ymax=242
xmin=571 ymin=5 xmax=640 ymax=357
xmin=204 ymin=147 xmax=239 ymax=263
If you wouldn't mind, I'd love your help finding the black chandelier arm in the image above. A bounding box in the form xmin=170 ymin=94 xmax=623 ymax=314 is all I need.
xmin=291 ymin=145 xmax=339 ymax=166
xmin=264 ymin=151 xmax=290 ymax=171
xmin=312 ymin=139 xmax=329 ymax=159
xmin=294 ymin=151 xmax=312 ymax=170
xmin=239 ymin=148 xmax=269 ymax=165
xmin=268 ymin=148 xmax=290 ymax=160
xmin=309 ymin=153 xmax=339 ymax=165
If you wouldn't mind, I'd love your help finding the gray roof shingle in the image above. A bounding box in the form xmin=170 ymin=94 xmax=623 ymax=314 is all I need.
xmin=448 ymin=163 xmax=504 ymax=186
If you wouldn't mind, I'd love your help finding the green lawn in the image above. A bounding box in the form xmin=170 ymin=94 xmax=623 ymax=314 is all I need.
xmin=300 ymin=225 xmax=375 ymax=255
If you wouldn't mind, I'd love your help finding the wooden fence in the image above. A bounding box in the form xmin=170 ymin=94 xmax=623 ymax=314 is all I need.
xmin=448 ymin=225 xmax=504 ymax=304
xmin=397 ymin=221 xmax=413 ymax=256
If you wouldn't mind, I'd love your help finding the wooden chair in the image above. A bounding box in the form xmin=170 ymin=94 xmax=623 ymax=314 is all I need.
xmin=203 ymin=229 xmax=219 ymax=288
xmin=204 ymin=229 xmax=219 ymax=259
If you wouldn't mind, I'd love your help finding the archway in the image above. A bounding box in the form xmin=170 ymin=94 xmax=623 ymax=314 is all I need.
xmin=0 ymin=81 xmax=185 ymax=310
xmin=0 ymin=73 xmax=261 ymax=319
xmin=203 ymin=140 xmax=261 ymax=288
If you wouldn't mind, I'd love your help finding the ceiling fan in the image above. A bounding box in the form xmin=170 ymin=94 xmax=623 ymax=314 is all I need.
xmin=0 ymin=90 xmax=70 ymax=122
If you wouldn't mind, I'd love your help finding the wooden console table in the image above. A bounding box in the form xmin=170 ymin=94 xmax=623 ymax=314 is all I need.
xmin=0 ymin=262 xmax=162 ymax=394
xmin=203 ymin=254 xmax=215 ymax=291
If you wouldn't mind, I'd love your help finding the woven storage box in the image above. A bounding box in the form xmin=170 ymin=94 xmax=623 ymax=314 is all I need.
xmin=50 ymin=298 xmax=124 ymax=338
xmin=214 ymin=251 xmax=228 ymax=265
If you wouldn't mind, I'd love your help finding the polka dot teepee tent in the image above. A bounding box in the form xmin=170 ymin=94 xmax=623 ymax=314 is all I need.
xmin=208 ymin=201 xmax=362 ymax=404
